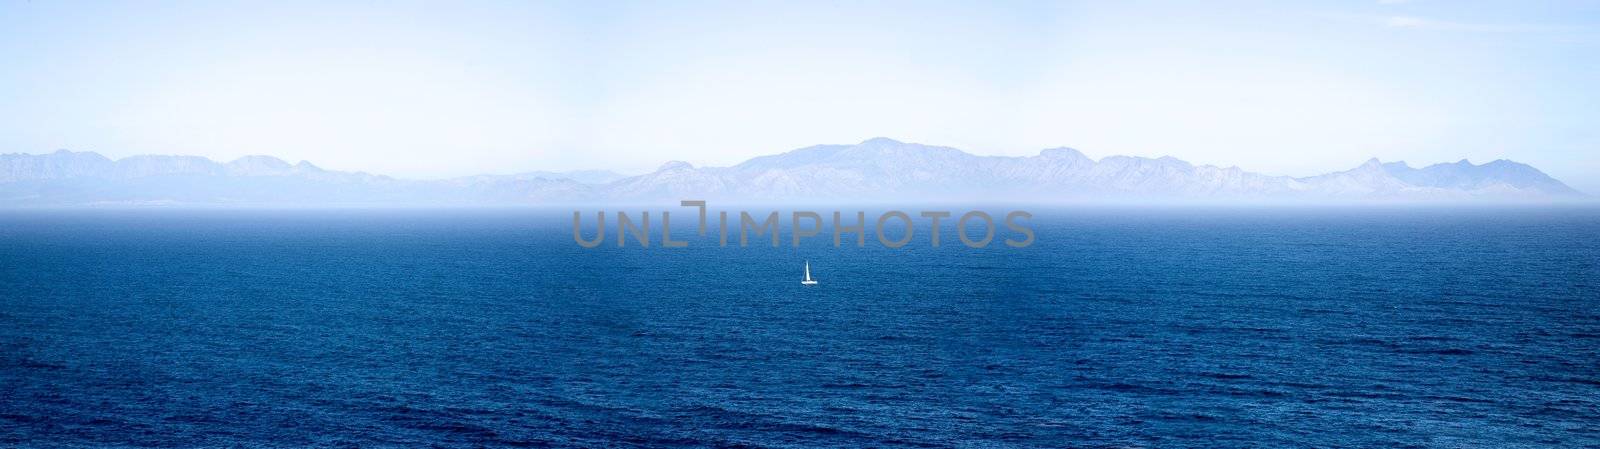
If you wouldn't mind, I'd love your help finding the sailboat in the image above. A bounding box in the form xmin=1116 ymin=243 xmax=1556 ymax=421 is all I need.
xmin=801 ymin=260 xmax=818 ymax=285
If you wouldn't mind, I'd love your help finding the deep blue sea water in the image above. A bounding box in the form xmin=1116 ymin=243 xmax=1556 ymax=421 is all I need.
xmin=2 ymin=207 xmax=1598 ymax=448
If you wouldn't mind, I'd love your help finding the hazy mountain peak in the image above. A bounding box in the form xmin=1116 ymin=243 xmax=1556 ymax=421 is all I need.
xmin=0 ymin=149 xmax=115 ymax=182
xmin=225 ymin=156 xmax=295 ymax=177
xmin=44 ymin=149 xmax=112 ymax=163
xmin=858 ymin=137 xmax=904 ymax=146
xmin=1039 ymin=147 xmax=1089 ymax=160
xmin=1373 ymin=156 xmax=1580 ymax=196
xmin=230 ymin=155 xmax=291 ymax=168
xmin=1157 ymin=156 xmax=1192 ymax=167
xmin=657 ymin=160 xmax=695 ymax=171
xmin=1382 ymin=161 xmax=1413 ymax=170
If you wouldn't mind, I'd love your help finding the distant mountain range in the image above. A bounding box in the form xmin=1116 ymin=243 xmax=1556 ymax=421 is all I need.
xmin=0 ymin=138 xmax=1584 ymax=206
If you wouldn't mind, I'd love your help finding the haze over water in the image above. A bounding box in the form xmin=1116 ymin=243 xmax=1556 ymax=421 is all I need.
xmin=2 ymin=207 xmax=1597 ymax=447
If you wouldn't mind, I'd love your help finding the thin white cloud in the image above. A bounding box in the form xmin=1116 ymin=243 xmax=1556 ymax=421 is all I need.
xmin=1378 ymin=15 xmax=1555 ymax=33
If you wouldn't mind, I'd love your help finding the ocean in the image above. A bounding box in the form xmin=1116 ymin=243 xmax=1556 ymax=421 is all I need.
xmin=2 ymin=207 xmax=1597 ymax=447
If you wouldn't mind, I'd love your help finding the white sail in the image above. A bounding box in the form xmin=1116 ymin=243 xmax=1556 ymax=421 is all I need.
xmin=802 ymin=261 xmax=818 ymax=285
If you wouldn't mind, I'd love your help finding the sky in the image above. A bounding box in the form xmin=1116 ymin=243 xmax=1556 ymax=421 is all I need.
xmin=1 ymin=1 xmax=1597 ymax=190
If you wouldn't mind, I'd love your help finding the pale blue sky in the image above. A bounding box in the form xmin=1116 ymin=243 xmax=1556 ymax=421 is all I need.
xmin=2 ymin=1 xmax=1597 ymax=190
